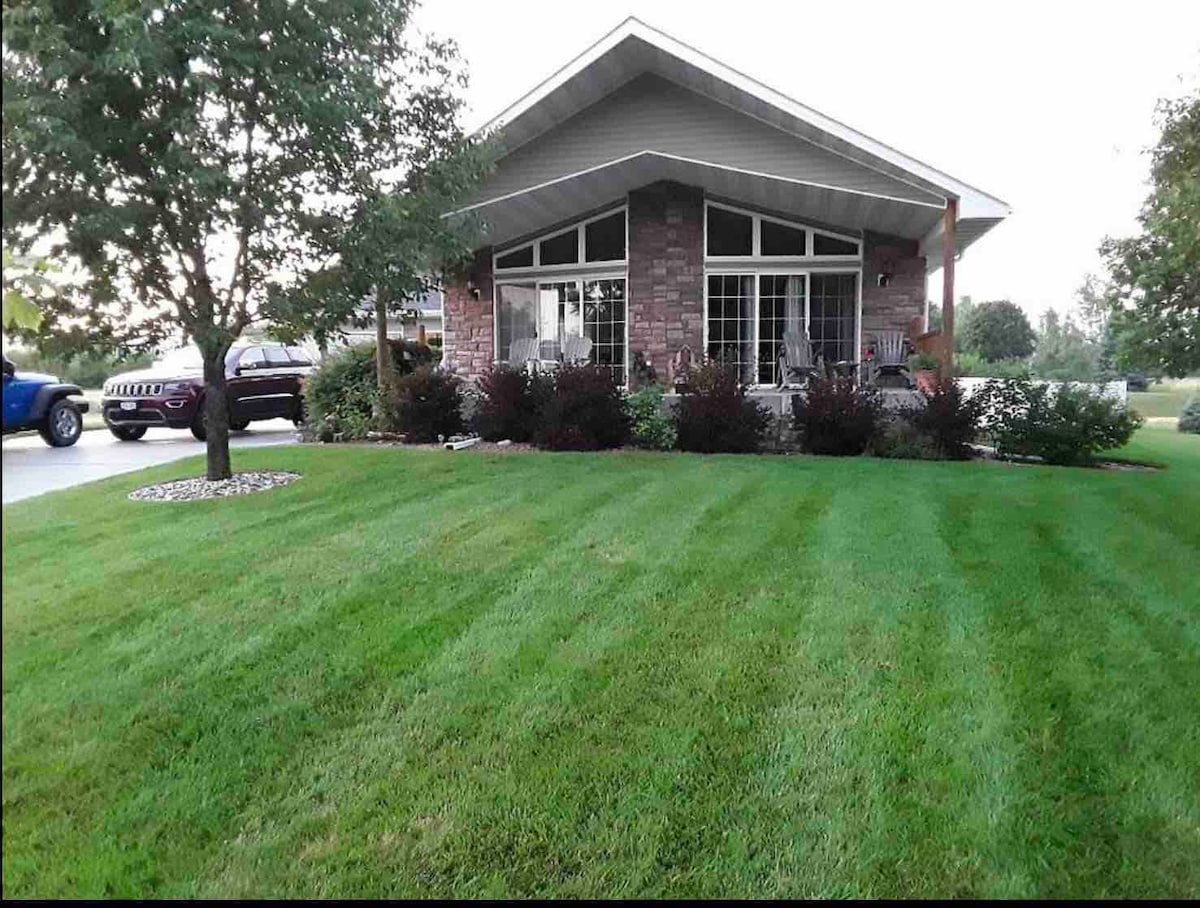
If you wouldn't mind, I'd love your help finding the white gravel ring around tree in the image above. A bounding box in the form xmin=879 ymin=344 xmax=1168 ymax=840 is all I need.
xmin=128 ymin=471 xmax=301 ymax=502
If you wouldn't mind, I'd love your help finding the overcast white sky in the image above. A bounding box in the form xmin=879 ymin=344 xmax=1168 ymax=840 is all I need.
xmin=413 ymin=0 xmax=1199 ymax=320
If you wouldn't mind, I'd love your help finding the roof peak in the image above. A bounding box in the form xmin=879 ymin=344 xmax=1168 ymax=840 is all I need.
xmin=480 ymin=16 xmax=1009 ymax=218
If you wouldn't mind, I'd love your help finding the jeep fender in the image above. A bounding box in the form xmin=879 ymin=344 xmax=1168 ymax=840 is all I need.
xmin=30 ymin=384 xmax=89 ymax=421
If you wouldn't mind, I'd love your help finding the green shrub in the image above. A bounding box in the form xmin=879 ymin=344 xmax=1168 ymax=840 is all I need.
xmin=625 ymin=386 xmax=676 ymax=450
xmin=673 ymin=363 xmax=772 ymax=454
xmin=977 ymin=378 xmax=1143 ymax=465
xmin=384 ymin=366 xmax=463 ymax=442
xmin=1179 ymin=399 xmax=1200 ymax=434
xmin=895 ymin=378 xmax=983 ymax=460
xmin=534 ymin=363 xmax=629 ymax=451
xmin=793 ymin=376 xmax=883 ymax=456
xmin=303 ymin=341 xmax=437 ymax=440
xmin=386 ymin=338 xmax=437 ymax=373
xmin=475 ymin=364 xmax=543 ymax=442
xmin=955 ymin=352 xmax=1032 ymax=379
xmin=873 ymin=417 xmax=940 ymax=460
xmin=304 ymin=344 xmax=379 ymax=439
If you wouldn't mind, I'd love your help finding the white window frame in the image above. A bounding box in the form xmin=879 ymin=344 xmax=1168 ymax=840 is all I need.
xmin=493 ymin=274 xmax=629 ymax=382
xmin=703 ymin=200 xmax=862 ymax=263
xmin=493 ymin=206 xmax=628 ymax=275
xmin=703 ymin=266 xmax=863 ymax=388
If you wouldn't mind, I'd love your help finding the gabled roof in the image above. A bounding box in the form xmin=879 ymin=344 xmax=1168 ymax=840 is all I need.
xmin=480 ymin=17 xmax=1010 ymax=222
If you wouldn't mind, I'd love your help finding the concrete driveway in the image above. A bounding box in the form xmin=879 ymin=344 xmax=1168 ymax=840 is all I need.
xmin=2 ymin=420 xmax=299 ymax=504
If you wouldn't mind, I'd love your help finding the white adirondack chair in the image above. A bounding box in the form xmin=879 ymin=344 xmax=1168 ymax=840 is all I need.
xmin=778 ymin=330 xmax=822 ymax=388
xmin=508 ymin=337 xmax=541 ymax=372
xmin=561 ymin=334 xmax=594 ymax=365
xmin=870 ymin=330 xmax=910 ymax=386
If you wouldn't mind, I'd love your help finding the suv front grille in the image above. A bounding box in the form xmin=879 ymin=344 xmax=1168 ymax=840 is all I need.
xmin=108 ymin=382 xmax=163 ymax=397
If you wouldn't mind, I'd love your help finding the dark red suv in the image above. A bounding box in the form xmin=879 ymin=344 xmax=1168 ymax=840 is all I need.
xmin=102 ymin=343 xmax=315 ymax=441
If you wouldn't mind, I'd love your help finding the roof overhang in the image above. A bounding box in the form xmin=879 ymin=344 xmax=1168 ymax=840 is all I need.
xmin=450 ymin=152 xmax=955 ymax=252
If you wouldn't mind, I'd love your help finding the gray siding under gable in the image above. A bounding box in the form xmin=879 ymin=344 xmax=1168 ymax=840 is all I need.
xmin=471 ymin=74 xmax=939 ymax=209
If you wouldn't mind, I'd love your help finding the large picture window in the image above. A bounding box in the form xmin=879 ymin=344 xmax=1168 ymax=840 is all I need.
xmin=705 ymin=271 xmax=858 ymax=385
xmin=496 ymin=277 xmax=626 ymax=380
xmin=809 ymin=273 xmax=858 ymax=364
xmin=706 ymin=274 xmax=755 ymax=382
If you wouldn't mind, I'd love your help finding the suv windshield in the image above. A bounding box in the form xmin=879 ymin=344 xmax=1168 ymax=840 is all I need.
xmin=153 ymin=345 xmax=247 ymax=372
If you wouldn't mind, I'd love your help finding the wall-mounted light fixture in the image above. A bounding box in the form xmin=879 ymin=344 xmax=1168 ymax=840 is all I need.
xmin=877 ymin=256 xmax=896 ymax=288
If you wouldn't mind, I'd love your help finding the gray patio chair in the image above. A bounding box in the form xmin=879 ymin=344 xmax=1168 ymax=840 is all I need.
xmin=508 ymin=337 xmax=541 ymax=372
xmin=870 ymin=330 xmax=911 ymax=386
xmin=561 ymin=333 xmax=594 ymax=365
xmin=778 ymin=330 xmax=822 ymax=388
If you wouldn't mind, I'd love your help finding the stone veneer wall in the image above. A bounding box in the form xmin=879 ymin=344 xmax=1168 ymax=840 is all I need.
xmin=860 ymin=232 xmax=927 ymax=340
xmin=626 ymin=181 xmax=706 ymax=381
xmin=442 ymin=247 xmax=494 ymax=378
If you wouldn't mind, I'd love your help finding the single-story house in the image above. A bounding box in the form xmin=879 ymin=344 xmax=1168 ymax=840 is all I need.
xmin=442 ymin=17 xmax=1009 ymax=387
xmin=337 ymin=290 xmax=444 ymax=348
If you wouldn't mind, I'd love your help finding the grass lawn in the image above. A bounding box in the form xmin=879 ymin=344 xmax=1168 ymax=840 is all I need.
xmin=1129 ymin=377 xmax=1199 ymax=419
xmin=3 ymin=426 xmax=1198 ymax=898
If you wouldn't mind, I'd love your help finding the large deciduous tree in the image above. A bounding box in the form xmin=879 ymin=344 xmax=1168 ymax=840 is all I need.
xmin=3 ymin=0 xmax=476 ymax=478
xmin=265 ymin=141 xmax=494 ymax=396
xmin=961 ymin=299 xmax=1036 ymax=363
xmin=1100 ymin=90 xmax=1199 ymax=378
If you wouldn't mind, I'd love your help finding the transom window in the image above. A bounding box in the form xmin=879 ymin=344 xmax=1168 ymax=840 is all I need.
xmin=494 ymin=208 xmax=626 ymax=271
xmin=705 ymin=202 xmax=861 ymax=259
xmin=706 ymin=271 xmax=858 ymax=385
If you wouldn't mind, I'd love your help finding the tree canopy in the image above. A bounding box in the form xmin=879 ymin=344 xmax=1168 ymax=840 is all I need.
xmin=961 ymin=300 xmax=1036 ymax=363
xmin=1100 ymin=89 xmax=1199 ymax=378
xmin=3 ymin=0 xmax=485 ymax=477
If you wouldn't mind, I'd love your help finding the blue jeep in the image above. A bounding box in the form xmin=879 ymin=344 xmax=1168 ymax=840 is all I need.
xmin=2 ymin=354 xmax=89 ymax=446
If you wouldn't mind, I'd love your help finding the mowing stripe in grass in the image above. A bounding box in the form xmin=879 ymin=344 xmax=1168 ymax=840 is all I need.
xmin=938 ymin=478 xmax=1199 ymax=898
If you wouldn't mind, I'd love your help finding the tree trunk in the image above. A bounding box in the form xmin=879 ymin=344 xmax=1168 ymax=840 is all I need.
xmin=373 ymin=289 xmax=395 ymax=428
xmin=203 ymin=349 xmax=233 ymax=481
xmin=375 ymin=289 xmax=392 ymax=395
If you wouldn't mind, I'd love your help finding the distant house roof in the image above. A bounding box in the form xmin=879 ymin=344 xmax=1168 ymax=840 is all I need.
xmin=453 ymin=17 xmax=1009 ymax=263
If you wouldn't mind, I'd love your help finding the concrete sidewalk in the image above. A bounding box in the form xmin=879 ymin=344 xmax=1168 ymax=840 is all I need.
xmin=2 ymin=420 xmax=299 ymax=504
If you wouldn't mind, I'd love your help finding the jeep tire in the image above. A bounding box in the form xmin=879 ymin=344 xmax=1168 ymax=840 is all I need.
xmin=190 ymin=404 xmax=208 ymax=442
xmin=110 ymin=425 xmax=148 ymax=441
xmin=39 ymin=398 xmax=84 ymax=447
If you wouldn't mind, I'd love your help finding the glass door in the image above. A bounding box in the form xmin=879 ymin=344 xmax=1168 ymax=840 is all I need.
xmin=537 ymin=281 xmax=582 ymax=362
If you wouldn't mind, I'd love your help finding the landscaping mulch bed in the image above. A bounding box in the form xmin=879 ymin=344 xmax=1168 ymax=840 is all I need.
xmin=128 ymin=471 xmax=301 ymax=502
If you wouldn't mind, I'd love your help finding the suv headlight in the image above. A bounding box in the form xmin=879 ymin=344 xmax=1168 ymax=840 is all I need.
xmin=162 ymin=381 xmax=192 ymax=393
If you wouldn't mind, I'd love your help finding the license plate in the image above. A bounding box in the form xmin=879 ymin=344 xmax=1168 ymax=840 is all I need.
xmin=120 ymin=400 xmax=137 ymax=411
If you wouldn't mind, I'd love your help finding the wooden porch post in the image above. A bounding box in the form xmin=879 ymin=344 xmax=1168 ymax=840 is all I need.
xmin=940 ymin=197 xmax=958 ymax=373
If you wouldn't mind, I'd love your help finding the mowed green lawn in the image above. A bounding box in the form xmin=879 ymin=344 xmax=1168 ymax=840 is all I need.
xmin=1130 ymin=377 xmax=1199 ymax=418
xmin=3 ymin=426 xmax=1199 ymax=899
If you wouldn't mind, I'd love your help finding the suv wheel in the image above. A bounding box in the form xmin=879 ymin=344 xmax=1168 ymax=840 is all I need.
xmin=39 ymin=398 xmax=84 ymax=447
xmin=190 ymin=402 xmax=207 ymax=441
xmin=110 ymin=425 xmax=147 ymax=442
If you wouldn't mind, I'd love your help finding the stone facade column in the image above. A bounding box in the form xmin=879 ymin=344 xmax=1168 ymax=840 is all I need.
xmin=627 ymin=181 xmax=706 ymax=381
xmin=860 ymin=232 xmax=928 ymax=341
xmin=442 ymin=247 xmax=494 ymax=380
